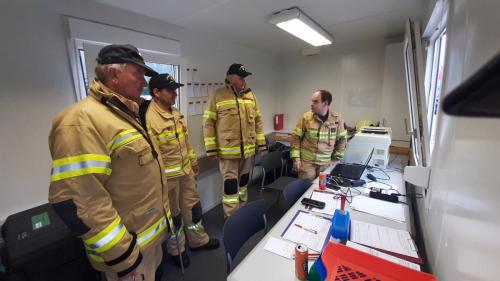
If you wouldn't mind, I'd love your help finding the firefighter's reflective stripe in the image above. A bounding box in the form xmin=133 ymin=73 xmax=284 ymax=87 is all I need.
xmin=157 ymin=129 xmax=187 ymax=144
xmin=50 ymin=154 xmax=112 ymax=182
xmin=239 ymin=187 xmax=247 ymax=197
xmin=222 ymin=194 xmax=240 ymax=204
xmin=107 ymin=129 xmax=142 ymax=154
xmin=218 ymin=145 xmax=255 ymax=155
xmin=337 ymin=131 xmax=348 ymax=139
xmin=291 ymin=149 xmax=300 ymax=158
xmin=293 ymin=128 xmax=303 ymax=137
xmin=87 ymin=212 xmax=173 ymax=263
xmin=203 ymin=110 xmax=217 ymax=120
xmin=333 ymin=151 xmax=345 ymax=158
xmin=137 ymin=211 xmax=172 ymax=248
xmin=83 ymin=216 xmax=126 ymax=253
xmin=305 ymin=130 xmax=335 ymax=140
xmin=256 ymin=133 xmax=265 ymax=142
xmin=164 ymin=158 xmax=191 ymax=177
xmin=215 ymin=99 xmax=255 ymax=109
xmin=218 ymin=146 xmax=240 ymax=155
xmin=204 ymin=137 xmax=216 ymax=146
xmin=300 ymin=149 xmax=331 ymax=162
xmin=256 ymin=109 xmax=262 ymax=117
xmin=185 ymin=220 xmax=205 ymax=232
xmin=244 ymin=144 xmax=255 ymax=154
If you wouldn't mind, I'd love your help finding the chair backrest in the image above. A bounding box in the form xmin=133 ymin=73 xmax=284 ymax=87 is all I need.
xmin=282 ymin=179 xmax=312 ymax=207
xmin=261 ymin=150 xmax=283 ymax=173
xmin=222 ymin=199 xmax=267 ymax=273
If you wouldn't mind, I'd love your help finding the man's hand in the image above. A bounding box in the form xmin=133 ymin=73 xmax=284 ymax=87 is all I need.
xmin=292 ymin=159 xmax=301 ymax=172
xmin=210 ymin=155 xmax=218 ymax=161
xmin=192 ymin=164 xmax=200 ymax=176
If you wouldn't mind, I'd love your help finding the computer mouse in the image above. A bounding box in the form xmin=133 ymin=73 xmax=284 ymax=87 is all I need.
xmin=367 ymin=173 xmax=377 ymax=181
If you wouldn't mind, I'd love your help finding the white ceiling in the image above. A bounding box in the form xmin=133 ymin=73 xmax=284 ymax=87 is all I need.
xmin=95 ymin=0 xmax=429 ymax=54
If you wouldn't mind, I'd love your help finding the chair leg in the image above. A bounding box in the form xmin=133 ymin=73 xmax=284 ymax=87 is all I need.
xmin=175 ymin=232 xmax=185 ymax=275
xmin=260 ymin=169 xmax=266 ymax=189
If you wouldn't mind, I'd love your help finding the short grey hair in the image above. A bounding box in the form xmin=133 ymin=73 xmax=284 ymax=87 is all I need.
xmin=94 ymin=63 xmax=126 ymax=82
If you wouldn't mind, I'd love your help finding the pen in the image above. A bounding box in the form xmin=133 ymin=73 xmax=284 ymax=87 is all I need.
xmin=294 ymin=223 xmax=317 ymax=234
xmin=313 ymin=189 xmax=337 ymax=195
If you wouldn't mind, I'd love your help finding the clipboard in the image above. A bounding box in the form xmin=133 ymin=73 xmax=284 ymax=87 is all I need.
xmin=281 ymin=210 xmax=332 ymax=253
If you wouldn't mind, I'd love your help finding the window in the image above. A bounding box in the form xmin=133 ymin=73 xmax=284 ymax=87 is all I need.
xmin=426 ymin=30 xmax=447 ymax=153
xmin=141 ymin=62 xmax=181 ymax=108
xmin=76 ymin=48 xmax=181 ymax=108
xmin=423 ymin=1 xmax=448 ymax=158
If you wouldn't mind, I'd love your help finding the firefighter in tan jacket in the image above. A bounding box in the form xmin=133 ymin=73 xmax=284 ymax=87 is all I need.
xmin=48 ymin=45 xmax=172 ymax=281
xmin=146 ymin=74 xmax=220 ymax=268
xmin=203 ymin=64 xmax=267 ymax=217
xmin=291 ymin=90 xmax=348 ymax=181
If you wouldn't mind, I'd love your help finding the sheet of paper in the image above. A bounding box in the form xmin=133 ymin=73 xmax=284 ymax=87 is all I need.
xmin=346 ymin=241 xmax=420 ymax=271
xmin=263 ymin=237 xmax=295 ymax=259
xmin=282 ymin=211 xmax=331 ymax=253
xmin=195 ymin=101 xmax=203 ymax=115
xmin=350 ymin=195 xmax=406 ymax=223
xmin=309 ymin=191 xmax=340 ymax=216
xmin=187 ymin=102 xmax=195 ymax=116
xmin=350 ymin=220 xmax=418 ymax=258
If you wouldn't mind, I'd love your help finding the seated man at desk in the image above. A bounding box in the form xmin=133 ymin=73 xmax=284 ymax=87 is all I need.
xmin=290 ymin=90 xmax=348 ymax=181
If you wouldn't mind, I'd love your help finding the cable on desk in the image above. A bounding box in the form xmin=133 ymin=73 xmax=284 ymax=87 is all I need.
xmin=367 ymin=166 xmax=390 ymax=180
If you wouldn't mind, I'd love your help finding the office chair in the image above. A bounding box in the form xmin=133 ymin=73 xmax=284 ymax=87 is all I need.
xmin=282 ymin=179 xmax=312 ymax=208
xmin=260 ymin=151 xmax=296 ymax=199
xmin=222 ymin=199 xmax=268 ymax=273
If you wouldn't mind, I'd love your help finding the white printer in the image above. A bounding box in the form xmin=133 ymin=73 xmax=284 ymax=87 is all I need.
xmin=343 ymin=126 xmax=392 ymax=168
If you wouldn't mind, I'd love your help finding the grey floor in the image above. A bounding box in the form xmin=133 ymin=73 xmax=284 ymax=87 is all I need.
xmin=159 ymin=175 xmax=292 ymax=281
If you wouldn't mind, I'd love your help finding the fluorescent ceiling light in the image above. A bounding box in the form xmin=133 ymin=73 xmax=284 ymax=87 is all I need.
xmin=269 ymin=7 xmax=333 ymax=47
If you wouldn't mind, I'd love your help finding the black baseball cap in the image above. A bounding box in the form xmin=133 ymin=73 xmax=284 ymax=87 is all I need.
xmin=226 ymin=63 xmax=252 ymax=77
xmin=96 ymin=44 xmax=158 ymax=77
xmin=148 ymin=74 xmax=184 ymax=93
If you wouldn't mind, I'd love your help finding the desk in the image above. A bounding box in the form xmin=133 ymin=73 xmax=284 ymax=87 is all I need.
xmin=227 ymin=155 xmax=410 ymax=281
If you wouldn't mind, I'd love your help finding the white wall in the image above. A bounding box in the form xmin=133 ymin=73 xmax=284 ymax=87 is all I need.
xmin=416 ymin=1 xmax=500 ymax=280
xmin=0 ymin=0 xmax=279 ymax=219
xmin=279 ymin=38 xmax=409 ymax=145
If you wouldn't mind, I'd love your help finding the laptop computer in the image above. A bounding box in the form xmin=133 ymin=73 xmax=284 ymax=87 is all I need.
xmin=330 ymin=148 xmax=374 ymax=180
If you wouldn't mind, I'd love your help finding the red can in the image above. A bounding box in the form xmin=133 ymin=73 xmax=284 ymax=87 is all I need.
xmin=295 ymin=244 xmax=308 ymax=280
xmin=319 ymin=172 xmax=326 ymax=190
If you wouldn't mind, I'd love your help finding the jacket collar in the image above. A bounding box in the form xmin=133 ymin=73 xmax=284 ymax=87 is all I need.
xmin=225 ymin=84 xmax=252 ymax=96
xmin=151 ymin=99 xmax=178 ymax=119
xmin=313 ymin=110 xmax=338 ymax=125
xmin=88 ymin=79 xmax=141 ymax=116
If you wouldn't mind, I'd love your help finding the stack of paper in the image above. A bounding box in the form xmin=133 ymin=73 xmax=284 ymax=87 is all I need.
xmin=346 ymin=241 xmax=420 ymax=271
xmin=350 ymin=195 xmax=406 ymax=223
xmin=350 ymin=220 xmax=421 ymax=264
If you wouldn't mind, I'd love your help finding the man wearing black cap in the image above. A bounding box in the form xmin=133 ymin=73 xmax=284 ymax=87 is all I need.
xmin=48 ymin=44 xmax=172 ymax=281
xmin=203 ymin=63 xmax=267 ymax=217
xmin=146 ymin=74 xmax=220 ymax=268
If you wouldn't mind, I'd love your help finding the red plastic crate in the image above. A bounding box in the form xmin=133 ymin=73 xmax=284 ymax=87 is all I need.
xmin=321 ymin=243 xmax=437 ymax=281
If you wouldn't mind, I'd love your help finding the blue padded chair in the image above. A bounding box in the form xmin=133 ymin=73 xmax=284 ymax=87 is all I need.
xmin=282 ymin=179 xmax=312 ymax=208
xmin=222 ymin=199 xmax=267 ymax=273
xmin=260 ymin=150 xmax=296 ymax=191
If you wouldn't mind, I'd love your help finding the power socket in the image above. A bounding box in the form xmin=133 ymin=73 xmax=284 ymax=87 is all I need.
xmin=369 ymin=190 xmax=399 ymax=203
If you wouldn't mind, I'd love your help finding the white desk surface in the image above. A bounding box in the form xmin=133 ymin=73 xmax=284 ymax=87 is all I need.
xmin=227 ymin=156 xmax=410 ymax=281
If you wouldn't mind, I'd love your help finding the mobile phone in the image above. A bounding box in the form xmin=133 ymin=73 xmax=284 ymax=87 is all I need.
xmin=301 ymin=198 xmax=326 ymax=209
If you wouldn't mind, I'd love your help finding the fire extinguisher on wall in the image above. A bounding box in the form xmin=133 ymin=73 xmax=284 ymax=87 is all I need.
xmin=274 ymin=114 xmax=284 ymax=130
